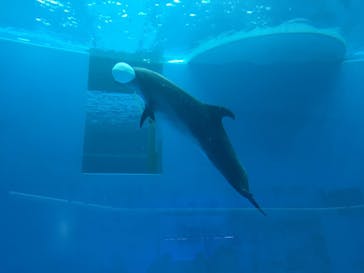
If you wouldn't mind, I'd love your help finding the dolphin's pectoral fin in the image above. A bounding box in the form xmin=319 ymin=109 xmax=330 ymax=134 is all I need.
xmin=207 ymin=104 xmax=235 ymax=121
xmin=219 ymin=106 xmax=235 ymax=120
xmin=140 ymin=105 xmax=155 ymax=128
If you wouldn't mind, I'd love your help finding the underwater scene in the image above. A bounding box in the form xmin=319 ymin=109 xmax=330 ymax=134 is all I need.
xmin=0 ymin=0 xmax=364 ymax=272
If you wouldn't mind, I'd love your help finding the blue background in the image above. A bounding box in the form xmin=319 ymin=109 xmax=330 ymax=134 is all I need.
xmin=0 ymin=1 xmax=364 ymax=273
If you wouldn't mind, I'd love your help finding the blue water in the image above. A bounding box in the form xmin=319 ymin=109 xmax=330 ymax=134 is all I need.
xmin=0 ymin=1 xmax=364 ymax=273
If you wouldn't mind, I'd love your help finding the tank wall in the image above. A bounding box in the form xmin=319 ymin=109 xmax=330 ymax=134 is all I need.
xmin=0 ymin=41 xmax=363 ymax=273
xmin=170 ymin=60 xmax=364 ymax=209
xmin=1 ymin=40 xmax=363 ymax=208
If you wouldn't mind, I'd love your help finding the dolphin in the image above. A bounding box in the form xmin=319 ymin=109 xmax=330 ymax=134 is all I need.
xmin=112 ymin=62 xmax=266 ymax=215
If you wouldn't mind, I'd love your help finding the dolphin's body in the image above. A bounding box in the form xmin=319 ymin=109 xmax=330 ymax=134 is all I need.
xmin=116 ymin=65 xmax=265 ymax=215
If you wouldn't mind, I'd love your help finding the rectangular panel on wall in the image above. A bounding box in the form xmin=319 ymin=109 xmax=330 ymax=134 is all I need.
xmin=83 ymin=49 xmax=163 ymax=174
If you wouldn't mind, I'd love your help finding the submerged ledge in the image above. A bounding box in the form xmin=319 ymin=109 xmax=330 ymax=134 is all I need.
xmin=0 ymin=27 xmax=89 ymax=54
xmin=8 ymin=191 xmax=364 ymax=214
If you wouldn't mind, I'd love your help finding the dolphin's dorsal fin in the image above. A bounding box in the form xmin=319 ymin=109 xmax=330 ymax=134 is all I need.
xmin=207 ymin=104 xmax=235 ymax=121
xmin=140 ymin=105 xmax=155 ymax=128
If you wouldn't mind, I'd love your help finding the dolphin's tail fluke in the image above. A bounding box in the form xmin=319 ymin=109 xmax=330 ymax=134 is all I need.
xmin=247 ymin=194 xmax=267 ymax=216
xmin=241 ymin=190 xmax=266 ymax=216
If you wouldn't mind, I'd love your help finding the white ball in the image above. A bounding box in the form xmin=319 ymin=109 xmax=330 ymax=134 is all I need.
xmin=112 ymin=62 xmax=136 ymax=83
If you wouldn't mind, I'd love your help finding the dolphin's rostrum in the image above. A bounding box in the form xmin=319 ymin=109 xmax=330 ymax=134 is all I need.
xmin=112 ymin=63 xmax=266 ymax=215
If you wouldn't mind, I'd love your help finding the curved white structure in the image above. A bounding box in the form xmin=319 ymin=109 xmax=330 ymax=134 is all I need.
xmin=186 ymin=22 xmax=346 ymax=65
